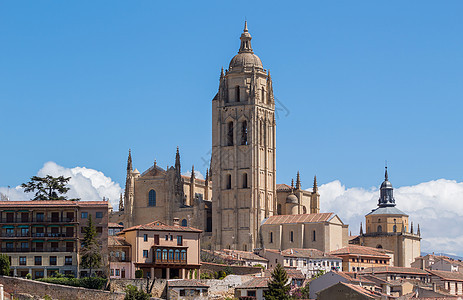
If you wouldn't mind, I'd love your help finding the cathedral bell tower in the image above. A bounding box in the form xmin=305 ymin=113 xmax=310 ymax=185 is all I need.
xmin=212 ymin=22 xmax=277 ymax=251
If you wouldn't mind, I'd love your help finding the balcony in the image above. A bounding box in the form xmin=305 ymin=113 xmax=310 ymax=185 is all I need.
xmin=153 ymin=247 xmax=187 ymax=265
xmin=0 ymin=233 xmax=76 ymax=238
xmin=0 ymin=247 xmax=76 ymax=253
xmin=0 ymin=218 xmax=77 ymax=224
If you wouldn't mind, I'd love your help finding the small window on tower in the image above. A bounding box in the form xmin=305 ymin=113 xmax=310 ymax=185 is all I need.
xmin=242 ymin=173 xmax=248 ymax=188
xmin=227 ymin=122 xmax=234 ymax=146
xmin=241 ymin=121 xmax=248 ymax=145
xmin=262 ymin=87 xmax=265 ymax=104
xmin=377 ymin=225 xmax=382 ymax=233
xmin=235 ymin=86 xmax=240 ymax=102
xmin=226 ymin=174 xmax=232 ymax=190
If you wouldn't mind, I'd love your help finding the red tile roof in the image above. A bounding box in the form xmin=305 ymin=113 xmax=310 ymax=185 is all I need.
xmin=263 ymin=213 xmax=334 ymax=225
xmin=266 ymin=248 xmax=340 ymax=260
xmin=362 ymin=266 xmax=429 ymax=275
xmin=108 ymin=235 xmax=131 ymax=247
xmin=337 ymin=282 xmax=383 ymax=299
xmin=121 ymin=220 xmax=202 ymax=233
xmin=168 ymin=279 xmax=209 ymax=288
xmin=329 ymin=245 xmax=392 ymax=258
xmin=428 ymin=269 xmax=463 ymax=281
xmin=109 ymin=223 xmax=124 ymax=228
xmin=236 ymin=277 xmax=270 ymax=289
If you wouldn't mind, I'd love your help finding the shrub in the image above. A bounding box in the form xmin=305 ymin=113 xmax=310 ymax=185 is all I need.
xmin=224 ymin=266 xmax=233 ymax=275
xmin=26 ymin=273 xmax=32 ymax=280
xmin=36 ymin=276 xmax=107 ymax=290
xmin=124 ymin=284 xmax=150 ymax=300
xmin=200 ymin=272 xmax=214 ymax=279
xmin=135 ymin=269 xmax=143 ymax=278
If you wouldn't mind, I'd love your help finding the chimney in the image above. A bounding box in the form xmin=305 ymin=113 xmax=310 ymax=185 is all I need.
xmin=173 ymin=217 xmax=180 ymax=226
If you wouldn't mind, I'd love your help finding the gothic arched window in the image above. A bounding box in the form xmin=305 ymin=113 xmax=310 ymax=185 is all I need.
xmin=235 ymin=86 xmax=240 ymax=102
xmin=148 ymin=190 xmax=156 ymax=207
xmin=181 ymin=219 xmax=187 ymax=227
xmin=227 ymin=122 xmax=234 ymax=146
xmin=241 ymin=121 xmax=248 ymax=145
xmin=242 ymin=173 xmax=248 ymax=188
xmin=261 ymin=87 xmax=265 ymax=104
xmin=377 ymin=225 xmax=382 ymax=233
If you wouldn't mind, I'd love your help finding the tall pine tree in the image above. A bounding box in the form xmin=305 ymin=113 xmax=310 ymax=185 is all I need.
xmin=80 ymin=214 xmax=102 ymax=276
xmin=264 ymin=263 xmax=291 ymax=300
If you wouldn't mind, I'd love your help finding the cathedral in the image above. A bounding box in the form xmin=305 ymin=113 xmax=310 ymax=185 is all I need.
xmin=109 ymin=22 xmax=321 ymax=251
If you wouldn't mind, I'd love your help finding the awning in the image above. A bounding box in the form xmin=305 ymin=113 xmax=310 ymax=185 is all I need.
xmin=47 ymin=225 xmax=60 ymax=227
xmin=2 ymin=225 xmax=14 ymax=229
xmin=48 ymin=240 xmax=60 ymax=242
xmin=32 ymin=240 xmax=44 ymax=242
xmin=18 ymin=210 xmax=30 ymax=212
xmin=63 ymin=239 xmax=75 ymax=242
xmin=3 ymin=210 xmax=15 ymax=212
xmin=63 ymin=224 xmax=75 ymax=227
xmin=17 ymin=225 xmax=29 ymax=228
xmin=32 ymin=225 xmax=45 ymax=227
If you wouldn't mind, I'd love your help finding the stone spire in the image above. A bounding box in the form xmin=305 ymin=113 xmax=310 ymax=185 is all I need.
xmin=127 ymin=149 xmax=132 ymax=172
xmin=267 ymin=70 xmax=274 ymax=103
xmin=410 ymin=222 xmax=414 ymax=234
xmin=360 ymin=222 xmax=363 ymax=235
xmin=174 ymin=147 xmax=184 ymax=197
xmin=401 ymin=221 xmax=406 ymax=233
xmin=239 ymin=20 xmax=253 ymax=54
xmin=296 ymin=171 xmax=301 ymax=190
xmin=313 ymin=175 xmax=318 ymax=193
xmin=205 ymin=168 xmax=209 ymax=182
xmin=119 ymin=193 xmax=124 ymax=211
xmin=190 ymin=165 xmax=195 ymax=181
xmin=378 ymin=166 xmax=396 ymax=207
xmin=175 ymin=146 xmax=181 ymax=172
xmin=417 ymin=224 xmax=421 ymax=236
xmin=291 ymin=178 xmax=294 ymax=189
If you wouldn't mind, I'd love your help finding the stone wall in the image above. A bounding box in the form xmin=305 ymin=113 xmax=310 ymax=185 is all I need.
xmin=201 ymin=275 xmax=253 ymax=299
xmin=200 ymin=262 xmax=263 ymax=276
xmin=110 ymin=278 xmax=167 ymax=298
xmin=0 ymin=276 xmax=125 ymax=300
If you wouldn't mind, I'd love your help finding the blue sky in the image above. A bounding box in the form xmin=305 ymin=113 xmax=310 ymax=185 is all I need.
xmin=1 ymin=1 xmax=462 ymax=190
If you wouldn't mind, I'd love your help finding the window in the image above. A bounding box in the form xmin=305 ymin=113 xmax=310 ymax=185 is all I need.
xmin=377 ymin=225 xmax=382 ymax=233
xmin=226 ymin=174 xmax=232 ymax=189
xmin=227 ymin=122 xmax=234 ymax=146
xmin=242 ymin=173 xmax=248 ymax=188
xmin=165 ymin=235 xmax=169 ymax=241
xmin=95 ymin=212 xmax=103 ymax=218
xmin=247 ymin=290 xmax=256 ymax=297
xmin=261 ymin=87 xmax=265 ymax=104
xmin=96 ymin=227 xmax=102 ymax=234
xmin=148 ymin=190 xmax=156 ymax=206
xmin=393 ymin=225 xmax=397 ymax=232
xmin=235 ymin=86 xmax=240 ymax=102
xmin=115 ymin=269 xmax=120 ymax=276
xmin=6 ymin=228 xmax=13 ymax=236
xmin=177 ymin=235 xmax=183 ymax=246
xmin=169 ymin=249 xmax=174 ymax=261
xmin=170 ymin=235 xmax=173 ymax=241
xmin=277 ymin=204 xmax=282 ymax=215
xmin=21 ymin=228 xmax=29 ymax=236
xmin=36 ymin=213 xmax=44 ymax=222
xmin=156 ymin=249 xmax=162 ymax=261
xmin=143 ymin=250 xmax=149 ymax=258
xmin=110 ymin=269 xmax=114 ymax=276
xmin=154 ymin=235 xmax=159 ymax=245
xmin=180 ymin=250 xmax=186 ymax=261
xmin=313 ymin=230 xmax=316 ymax=242
xmin=290 ymin=231 xmax=294 ymax=242
xmin=181 ymin=219 xmax=187 ymax=227
xmin=19 ymin=256 xmax=26 ymax=265
xmin=241 ymin=121 xmax=248 ymax=145
xmin=144 ymin=234 xmax=148 ymax=242
xmin=81 ymin=212 xmax=88 ymax=219
xmin=269 ymin=232 xmax=273 ymax=243
xmin=35 ymin=256 xmax=42 ymax=266
xmin=49 ymin=256 xmax=57 ymax=265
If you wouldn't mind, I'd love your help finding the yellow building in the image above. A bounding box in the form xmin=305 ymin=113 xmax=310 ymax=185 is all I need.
xmin=359 ymin=168 xmax=421 ymax=267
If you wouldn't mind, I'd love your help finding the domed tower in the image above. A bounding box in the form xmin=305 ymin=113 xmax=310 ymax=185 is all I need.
xmin=212 ymin=22 xmax=277 ymax=251
xmin=360 ymin=167 xmax=421 ymax=267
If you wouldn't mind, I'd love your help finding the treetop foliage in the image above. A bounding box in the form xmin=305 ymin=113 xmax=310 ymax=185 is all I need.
xmin=21 ymin=175 xmax=78 ymax=200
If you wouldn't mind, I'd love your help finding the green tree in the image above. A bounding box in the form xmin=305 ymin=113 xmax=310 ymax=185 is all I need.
xmin=80 ymin=215 xmax=102 ymax=276
xmin=0 ymin=254 xmax=10 ymax=275
xmin=264 ymin=264 xmax=291 ymax=300
xmin=21 ymin=175 xmax=77 ymax=200
xmin=124 ymin=284 xmax=150 ymax=300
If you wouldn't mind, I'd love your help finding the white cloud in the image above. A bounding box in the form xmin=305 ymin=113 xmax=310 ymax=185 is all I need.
xmin=317 ymin=179 xmax=463 ymax=257
xmin=0 ymin=161 xmax=122 ymax=209
xmin=183 ymin=170 xmax=205 ymax=180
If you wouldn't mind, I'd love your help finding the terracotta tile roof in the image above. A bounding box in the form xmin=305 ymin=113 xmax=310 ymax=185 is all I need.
xmin=0 ymin=200 xmax=107 ymax=207
xmin=263 ymin=213 xmax=334 ymax=225
xmin=276 ymin=184 xmax=292 ymax=191
xmin=220 ymin=249 xmax=268 ymax=262
xmin=266 ymin=248 xmax=341 ymax=260
xmin=121 ymin=220 xmax=202 ymax=233
xmin=236 ymin=277 xmax=270 ymax=289
xmin=168 ymin=279 xmax=209 ymax=288
xmin=428 ymin=269 xmax=463 ymax=281
xmin=329 ymin=245 xmax=392 ymax=258
xmin=362 ymin=266 xmax=429 ymax=275
xmin=330 ymin=271 xmax=375 ymax=285
xmin=109 ymin=223 xmax=124 ymax=228
xmin=108 ymin=235 xmax=131 ymax=247
xmin=338 ymin=282 xmax=384 ymax=299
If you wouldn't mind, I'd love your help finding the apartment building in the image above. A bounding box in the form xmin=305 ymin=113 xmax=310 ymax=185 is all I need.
xmin=0 ymin=200 xmax=108 ymax=278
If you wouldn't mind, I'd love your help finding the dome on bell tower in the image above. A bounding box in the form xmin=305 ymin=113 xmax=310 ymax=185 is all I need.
xmin=229 ymin=21 xmax=263 ymax=71
xmin=378 ymin=167 xmax=396 ymax=207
